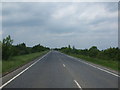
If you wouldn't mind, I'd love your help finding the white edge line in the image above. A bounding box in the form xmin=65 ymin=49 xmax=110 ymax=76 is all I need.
xmin=0 ymin=51 xmax=50 ymax=89
xmin=83 ymin=62 xmax=119 ymax=77
xmin=66 ymin=54 xmax=119 ymax=77
xmin=74 ymin=80 xmax=82 ymax=89
xmin=63 ymin=64 xmax=65 ymax=67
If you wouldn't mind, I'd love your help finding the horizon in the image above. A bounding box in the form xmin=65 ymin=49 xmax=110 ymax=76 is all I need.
xmin=3 ymin=35 xmax=117 ymax=50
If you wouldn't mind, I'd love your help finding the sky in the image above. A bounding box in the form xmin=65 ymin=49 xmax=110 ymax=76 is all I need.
xmin=1 ymin=2 xmax=118 ymax=50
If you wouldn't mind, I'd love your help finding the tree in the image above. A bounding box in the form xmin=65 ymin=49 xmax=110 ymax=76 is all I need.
xmin=68 ymin=45 xmax=71 ymax=49
xmin=2 ymin=35 xmax=13 ymax=60
xmin=0 ymin=41 xmax=2 ymax=60
xmin=2 ymin=35 xmax=50 ymax=60
xmin=13 ymin=43 xmax=31 ymax=55
xmin=32 ymin=44 xmax=49 ymax=53
xmin=72 ymin=46 xmax=78 ymax=54
xmin=103 ymin=47 xmax=120 ymax=61
xmin=89 ymin=46 xmax=99 ymax=57
xmin=80 ymin=49 xmax=89 ymax=56
xmin=72 ymin=46 xmax=75 ymax=50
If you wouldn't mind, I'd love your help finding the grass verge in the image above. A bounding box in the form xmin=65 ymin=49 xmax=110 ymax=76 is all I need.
xmin=0 ymin=60 xmax=1 ymax=74
xmin=2 ymin=51 xmax=49 ymax=74
xmin=64 ymin=53 xmax=119 ymax=71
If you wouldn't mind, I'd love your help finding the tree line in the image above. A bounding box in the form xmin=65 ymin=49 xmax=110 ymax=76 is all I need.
xmin=1 ymin=35 xmax=119 ymax=61
xmin=54 ymin=45 xmax=120 ymax=61
xmin=1 ymin=35 xmax=50 ymax=60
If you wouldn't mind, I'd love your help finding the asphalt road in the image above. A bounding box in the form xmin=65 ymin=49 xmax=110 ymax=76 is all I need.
xmin=2 ymin=51 xmax=119 ymax=88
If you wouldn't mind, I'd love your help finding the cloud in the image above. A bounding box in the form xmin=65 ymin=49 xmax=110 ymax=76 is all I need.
xmin=2 ymin=2 xmax=118 ymax=49
xmin=51 ymin=5 xmax=77 ymax=19
xmin=78 ymin=5 xmax=117 ymax=25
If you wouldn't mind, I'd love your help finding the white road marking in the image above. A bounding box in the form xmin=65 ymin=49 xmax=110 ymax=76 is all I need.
xmin=0 ymin=51 xmax=50 ymax=89
xmin=63 ymin=64 xmax=65 ymax=67
xmin=66 ymin=54 xmax=119 ymax=77
xmin=74 ymin=80 xmax=82 ymax=89
xmin=82 ymin=62 xmax=119 ymax=77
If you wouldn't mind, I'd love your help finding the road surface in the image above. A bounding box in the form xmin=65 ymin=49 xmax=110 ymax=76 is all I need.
xmin=2 ymin=51 xmax=119 ymax=88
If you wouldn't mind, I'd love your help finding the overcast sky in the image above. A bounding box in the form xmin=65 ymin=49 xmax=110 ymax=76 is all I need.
xmin=2 ymin=2 xmax=118 ymax=49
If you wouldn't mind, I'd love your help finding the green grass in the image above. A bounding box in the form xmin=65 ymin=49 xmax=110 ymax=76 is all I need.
xmin=0 ymin=60 xmax=2 ymax=74
xmin=2 ymin=51 xmax=49 ymax=74
xmin=65 ymin=53 xmax=119 ymax=71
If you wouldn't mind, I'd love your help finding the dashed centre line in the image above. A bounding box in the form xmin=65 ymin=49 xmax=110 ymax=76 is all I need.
xmin=74 ymin=80 xmax=82 ymax=89
xmin=62 ymin=63 xmax=82 ymax=89
xmin=63 ymin=64 xmax=66 ymax=67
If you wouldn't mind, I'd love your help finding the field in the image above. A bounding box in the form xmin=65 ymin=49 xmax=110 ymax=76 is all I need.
xmin=2 ymin=51 xmax=49 ymax=74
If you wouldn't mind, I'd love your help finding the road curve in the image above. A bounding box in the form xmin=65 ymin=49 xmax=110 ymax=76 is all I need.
xmin=3 ymin=51 xmax=118 ymax=88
